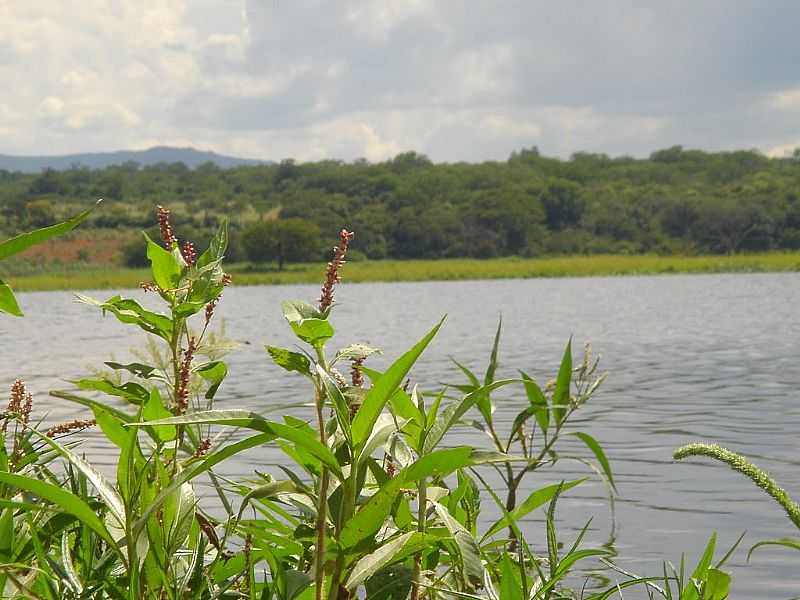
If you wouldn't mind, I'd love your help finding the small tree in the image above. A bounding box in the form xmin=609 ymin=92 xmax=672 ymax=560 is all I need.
xmin=242 ymin=217 xmax=321 ymax=269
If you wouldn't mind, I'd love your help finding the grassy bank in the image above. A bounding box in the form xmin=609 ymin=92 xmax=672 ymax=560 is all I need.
xmin=7 ymin=252 xmax=800 ymax=291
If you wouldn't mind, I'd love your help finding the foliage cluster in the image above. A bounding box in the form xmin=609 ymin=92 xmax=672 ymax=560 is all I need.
xmin=0 ymin=207 xmax=796 ymax=599
xmin=2 ymin=146 xmax=800 ymax=270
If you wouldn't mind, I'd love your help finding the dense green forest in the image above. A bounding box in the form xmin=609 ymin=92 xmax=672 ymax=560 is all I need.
xmin=2 ymin=145 xmax=800 ymax=266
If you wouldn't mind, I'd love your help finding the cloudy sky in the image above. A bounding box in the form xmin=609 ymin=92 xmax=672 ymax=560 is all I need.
xmin=1 ymin=1 xmax=799 ymax=162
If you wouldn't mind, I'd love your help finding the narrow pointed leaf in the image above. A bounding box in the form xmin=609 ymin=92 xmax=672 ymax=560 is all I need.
xmin=130 ymin=410 xmax=342 ymax=478
xmin=424 ymin=379 xmax=515 ymax=454
xmin=552 ymin=339 xmax=572 ymax=425
xmin=0 ymin=200 xmax=99 ymax=260
xmin=571 ymin=431 xmax=616 ymax=491
xmin=482 ymin=479 xmax=585 ymax=540
xmin=0 ymin=471 xmax=119 ymax=554
xmin=30 ymin=429 xmax=126 ymax=528
xmin=0 ymin=281 xmax=22 ymax=316
xmin=352 ymin=317 xmax=444 ymax=448
xmin=345 ymin=532 xmax=416 ymax=590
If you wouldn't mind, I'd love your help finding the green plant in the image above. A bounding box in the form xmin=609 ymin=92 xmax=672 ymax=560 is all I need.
xmin=0 ymin=200 xmax=99 ymax=315
xmin=0 ymin=205 xmax=729 ymax=599
xmin=594 ymin=533 xmax=739 ymax=600
xmin=0 ymin=205 xmax=234 ymax=597
xmin=448 ymin=325 xmax=613 ymax=546
xmin=674 ymin=443 xmax=800 ymax=559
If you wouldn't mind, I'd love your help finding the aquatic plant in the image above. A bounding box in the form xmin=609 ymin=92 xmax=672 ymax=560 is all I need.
xmin=674 ymin=442 xmax=800 ymax=561
xmin=0 ymin=206 xmax=717 ymax=598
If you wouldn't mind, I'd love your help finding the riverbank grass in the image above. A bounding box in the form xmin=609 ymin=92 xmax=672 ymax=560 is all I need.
xmin=7 ymin=252 xmax=800 ymax=291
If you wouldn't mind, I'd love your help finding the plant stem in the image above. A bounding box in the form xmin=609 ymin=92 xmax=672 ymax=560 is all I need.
xmin=313 ymin=346 xmax=331 ymax=600
xmin=411 ymin=476 xmax=428 ymax=600
xmin=411 ymin=388 xmax=428 ymax=600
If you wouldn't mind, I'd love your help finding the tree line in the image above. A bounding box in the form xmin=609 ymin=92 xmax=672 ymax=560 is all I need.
xmin=1 ymin=145 xmax=800 ymax=267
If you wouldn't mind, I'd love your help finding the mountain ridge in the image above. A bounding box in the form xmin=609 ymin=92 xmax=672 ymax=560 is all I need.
xmin=0 ymin=146 xmax=268 ymax=172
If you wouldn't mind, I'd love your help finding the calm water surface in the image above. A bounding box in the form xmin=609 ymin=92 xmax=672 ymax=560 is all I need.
xmin=3 ymin=273 xmax=799 ymax=597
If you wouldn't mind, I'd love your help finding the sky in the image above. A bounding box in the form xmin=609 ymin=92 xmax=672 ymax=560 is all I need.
xmin=1 ymin=1 xmax=799 ymax=162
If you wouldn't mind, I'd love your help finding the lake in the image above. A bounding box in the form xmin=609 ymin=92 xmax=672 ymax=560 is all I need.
xmin=4 ymin=273 xmax=800 ymax=597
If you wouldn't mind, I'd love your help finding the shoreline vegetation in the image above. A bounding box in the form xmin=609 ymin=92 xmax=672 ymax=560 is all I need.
xmin=0 ymin=206 xmax=789 ymax=597
xmin=8 ymin=251 xmax=800 ymax=292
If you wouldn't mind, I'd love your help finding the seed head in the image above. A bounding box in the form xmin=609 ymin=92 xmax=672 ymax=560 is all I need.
xmin=674 ymin=442 xmax=800 ymax=530
xmin=181 ymin=241 xmax=197 ymax=266
xmin=5 ymin=380 xmax=33 ymax=430
xmin=157 ymin=205 xmax=177 ymax=249
xmin=318 ymin=229 xmax=354 ymax=312
xmin=329 ymin=367 xmax=348 ymax=389
xmin=46 ymin=419 xmax=96 ymax=438
xmin=176 ymin=337 xmax=197 ymax=414
xmin=350 ymin=357 xmax=365 ymax=388
xmin=205 ymin=297 xmax=219 ymax=325
xmin=193 ymin=438 xmax=212 ymax=458
xmin=384 ymin=453 xmax=397 ymax=478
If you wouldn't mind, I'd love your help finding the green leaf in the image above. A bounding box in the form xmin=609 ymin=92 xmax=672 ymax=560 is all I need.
xmin=0 ymin=507 xmax=13 ymax=562
xmin=682 ymin=533 xmax=717 ymax=600
xmin=365 ymin=565 xmax=413 ymax=600
xmin=520 ymin=370 xmax=548 ymax=434
xmin=317 ymin=365 xmax=352 ymax=444
xmin=451 ymin=358 xmax=480 ymax=390
xmin=77 ymin=294 xmax=173 ymax=340
xmin=194 ymin=361 xmax=228 ymax=399
xmin=552 ymin=339 xmax=572 ymax=425
xmin=130 ymin=410 xmax=343 ymax=479
xmin=705 ymin=568 xmax=730 ymax=600
xmin=335 ymin=343 xmax=382 ymax=363
xmin=30 ymin=429 xmax=126 ymax=529
xmin=585 ymin=577 xmax=669 ymax=600
xmin=144 ymin=232 xmax=182 ymax=291
xmin=0 ymin=200 xmax=98 ymax=261
xmin=483 ymin=318 xmax=502 ymax=387
xmin=433 ymin=502 xmax=483 ymax=587
xmin=133 ymin=432 xmax=274 ymax=538
xmin=143 ymin=388 xmax=176 ymax=442
xmin=282 ymin=300 xmax=323 ymax=322
xmin=104 ymin=362 xmax=159 ymax=379
xmin=362 ymin=414 xmax=408 ymax=463
xmin=499 ymin=553 xmax=523 ymax=600
xmin=75 ymin=377 xmax=150 ymax=405
xmin=281 ymin=300 xmax=334 ymax=347
xmin=748 ymin=537 xmax=800 ymax=559
xmin=482 ymin=479 xmax=585 ymax=540
xmin=267 ymin=346 xmax=311 ymax=376
xmin=423 ymin=379 xmax=515 ymax=455
xmin=0 ymin=472 xmax=119 ymax=556
xmin=93 ymin=408 xmax=133 ymax=449
xmin=0 ymin=280 xmax=23 ymax=317
xmin=571 ymin=432 xmax=616 ymax=492
xmin=345 ymin=532 xmax=416 ymax=590
xmin=291 ymin=318 xmax=334 ymax=348
xmin=352 ymin=317 xmax=444 ymax=449
xmin=50 ymin=390 xmax=134 ymax=425
xmin=340 ymin=447 xmax=509 ymax=549
xmin=196 ymin=219 xmax=229 ymax=268
xmin=237 ymin=480 xmax=298 ymax=521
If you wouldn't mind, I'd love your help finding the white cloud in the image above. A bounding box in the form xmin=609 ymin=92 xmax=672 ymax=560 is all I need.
xmin=0 ymin=1 xmax=798 ymax=160
xmin=768 ymin=88 xmax=800 ymax=111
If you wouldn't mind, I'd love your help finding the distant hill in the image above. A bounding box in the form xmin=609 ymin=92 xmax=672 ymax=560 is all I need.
xmin=0 ymin=146 xmax=268 ymax=172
